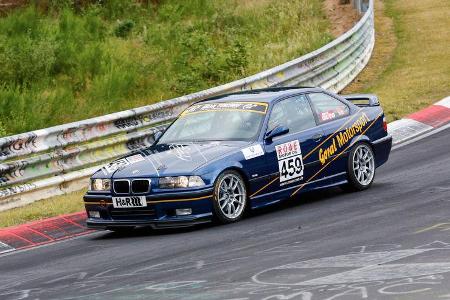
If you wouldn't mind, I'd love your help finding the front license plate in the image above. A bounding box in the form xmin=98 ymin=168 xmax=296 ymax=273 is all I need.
xmin=112 ymin=196 xmax=147 ymax=208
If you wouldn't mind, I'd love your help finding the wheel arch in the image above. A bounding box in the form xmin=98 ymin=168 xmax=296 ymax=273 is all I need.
xmin=219 ymin=167 xmax=251 ymax=191
xmin=348 ymin=135 xmax=375 ymax=155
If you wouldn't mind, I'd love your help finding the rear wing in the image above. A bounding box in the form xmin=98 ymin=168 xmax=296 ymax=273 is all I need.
xmin=342 ymin=94 xmax=380 ymax=107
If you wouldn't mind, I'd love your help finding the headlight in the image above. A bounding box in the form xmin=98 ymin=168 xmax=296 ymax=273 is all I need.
xmin=159 ymin=176 xmax=205 ymax=188
xmin=89 ymin=179 xmax=111 ymax=191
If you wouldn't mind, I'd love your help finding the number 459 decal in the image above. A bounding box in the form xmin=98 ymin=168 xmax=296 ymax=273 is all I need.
xmin=275 ymin=140 xmax=304 ymax=184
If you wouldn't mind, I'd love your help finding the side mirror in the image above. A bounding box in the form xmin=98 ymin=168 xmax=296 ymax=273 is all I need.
xmin=265 ymin=125 xmax=289 ymax=142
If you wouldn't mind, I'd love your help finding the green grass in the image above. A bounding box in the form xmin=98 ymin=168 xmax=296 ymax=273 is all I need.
xmin=0 ymin=0 xmax=332 ymax=136
xmin=344 ymin=0 xmax=450 ymax=122
xmin=0 ymin=189 xmax=85 ymax=228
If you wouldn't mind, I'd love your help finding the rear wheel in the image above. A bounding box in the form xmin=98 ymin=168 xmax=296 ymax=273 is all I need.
xmin=343 ymin=143 xmax=375 ymax=192
xmin=212 ymin=170 xmax=247 ymax=224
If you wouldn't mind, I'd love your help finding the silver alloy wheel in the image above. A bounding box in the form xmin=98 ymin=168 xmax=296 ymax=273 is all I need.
xmin=352 ymin=144 xmax=375 ymax=186
xmin=217 ymin=174 xmax=246 ymax=219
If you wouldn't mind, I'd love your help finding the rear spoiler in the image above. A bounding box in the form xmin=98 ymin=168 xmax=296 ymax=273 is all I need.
xmin=342 ymin=94 xmax=380 ymax=107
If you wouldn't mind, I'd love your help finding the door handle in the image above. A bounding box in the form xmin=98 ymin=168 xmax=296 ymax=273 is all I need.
xmin=312 ymin=133 xmax=323 ymax=142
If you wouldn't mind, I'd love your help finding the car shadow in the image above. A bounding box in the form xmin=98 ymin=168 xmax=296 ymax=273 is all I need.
xmin=90 ymin=221 xmax=214 ymax=240
xmin=246 ymin=181 xmax=390 ymax=219
xmin=90 ymin=182 xmax=389 ymax=240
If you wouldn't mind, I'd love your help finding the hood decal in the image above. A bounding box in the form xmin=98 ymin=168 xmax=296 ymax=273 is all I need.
xmin=102 ymin=154 xmax=145 ymax=174
xmin=105 ymin=141 xmax=248 ymax=179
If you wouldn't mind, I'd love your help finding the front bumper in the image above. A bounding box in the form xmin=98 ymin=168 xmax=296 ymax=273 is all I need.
xmin=84 ymin=187 xmax=214 ymax=229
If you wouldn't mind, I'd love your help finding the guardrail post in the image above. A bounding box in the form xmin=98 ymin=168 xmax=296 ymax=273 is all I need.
xmin=352 ymin=0 xmax=369 ymax=13
xmin=352 ymin=0 xmax=362 ymax=13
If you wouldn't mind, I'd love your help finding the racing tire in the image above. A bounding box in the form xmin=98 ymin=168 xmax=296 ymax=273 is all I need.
xmin=212 ymin=170 xmax=248 ymax=224
xmin=342 ymin=143 xmax=375 ymax=192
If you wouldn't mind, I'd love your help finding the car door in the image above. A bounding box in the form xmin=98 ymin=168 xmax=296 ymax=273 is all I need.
xmin=307 ymin=92 xmax=352 ymax=182
xmin=261 ymin=94 xmax=324 ymax=199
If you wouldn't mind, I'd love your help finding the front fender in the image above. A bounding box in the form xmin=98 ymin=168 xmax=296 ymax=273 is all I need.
xmin=200 ymin=160 xmax=248 ymax=187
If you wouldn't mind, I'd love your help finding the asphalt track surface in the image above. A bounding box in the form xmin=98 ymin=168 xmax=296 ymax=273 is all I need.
xmin=1 ymin=128 xmax=450 ymax=300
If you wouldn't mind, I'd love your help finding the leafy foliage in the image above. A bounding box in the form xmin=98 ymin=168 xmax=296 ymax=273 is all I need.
xmin=0 ymin=0 xmax=332 ymax=136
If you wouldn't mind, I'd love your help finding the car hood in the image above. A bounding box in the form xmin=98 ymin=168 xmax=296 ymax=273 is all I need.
xmin=101 ymin=141 xmax=248 ymax=179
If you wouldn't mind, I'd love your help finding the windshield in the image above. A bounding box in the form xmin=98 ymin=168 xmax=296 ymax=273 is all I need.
xmin=158 ymin=102 xmax=268 ymax=144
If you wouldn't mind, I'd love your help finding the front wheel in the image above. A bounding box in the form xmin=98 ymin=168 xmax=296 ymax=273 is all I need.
xmin=212 ymin=170 xmax=247 ymax=224
xmin=343 ymin=143 xmax=375 ymax=192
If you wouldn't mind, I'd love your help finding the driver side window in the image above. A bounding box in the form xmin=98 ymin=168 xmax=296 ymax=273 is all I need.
xmin=267 ymin=95 xmax=316 ymax=134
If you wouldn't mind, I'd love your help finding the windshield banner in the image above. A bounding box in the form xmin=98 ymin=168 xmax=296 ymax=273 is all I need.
xmin=181 ymin=102 xmax=268 ymax=116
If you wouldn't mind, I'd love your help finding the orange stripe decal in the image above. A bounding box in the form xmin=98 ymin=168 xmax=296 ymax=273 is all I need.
xmin=290 ymin=113 xmax=382 ymax=197
xmin=250 ymin=109 xmax=364 ymax=198
xmin=84 ymin=194 xmax=212 ymax=205
xmin=147 ymin=195 xmax=211 ymax=203
xmin=304 ymin=109 xmax=363 ymax=160
xmin=250 ymin=176 xmax=279 ymax=198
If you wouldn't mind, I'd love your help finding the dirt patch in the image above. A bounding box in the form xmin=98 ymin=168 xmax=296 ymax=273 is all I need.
xmin=341 ymin=0 xmax=397 ymax=94
xmin=324 ymin=0 xmax=361 ymax=37
xmin=0 ymin=0 xmax=26 ymax=15
xmin=0 ymin=0 xmax=25 ymax=6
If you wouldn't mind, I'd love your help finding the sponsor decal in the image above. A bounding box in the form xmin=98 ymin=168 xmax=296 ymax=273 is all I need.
xmin=127 ymin=154 xmax=145 ymax=164
xmin=275 ymin=140 xmax=304 ymax=185
xmin=319 ymin=113 xmax=370 ymax=165
xmin=320 ymin=111 xmax=336 ymax=122
xmin=181 ymin=102 xmax=268 ymax=116
xmin=112 ymin=196 xmax=147 ymax=208
xmin=242 ymin=144 xmax=265 ymax=160
xmin=103 ymin=154 xmax=145 ymax=174
xmin=320 ymin=108 xmax=347 ymax=122
xmin=169 ymin=144 xmax=193 ymax=161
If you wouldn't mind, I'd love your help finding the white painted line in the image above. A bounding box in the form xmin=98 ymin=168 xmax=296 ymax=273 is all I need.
xmin=393 ymin=122 xmax=450 ymax=150
xmin=278 ymin=249 xmax=428 ymax=268
xmin=435 ymin=96 xmax=450 ymax=109
xmin=388 ymin=118 xmax=434 ymax=145
xmin=298 ymin=263 xmax=450 ymax=285
xmin=0 ymin=231 xmax=101 ymax=258
xmin=0 ymin=241 xmax=15 ymax=254
xmin=253 ymin=247 xmax=450 ymax=286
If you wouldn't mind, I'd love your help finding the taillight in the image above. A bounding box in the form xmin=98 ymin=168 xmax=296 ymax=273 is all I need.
xmin=382 ymin=116 xmax=388 ymax=132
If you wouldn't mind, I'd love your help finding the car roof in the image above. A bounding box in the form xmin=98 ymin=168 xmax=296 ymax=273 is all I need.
xmin=199 ymin=87 xmax=324 ymax=104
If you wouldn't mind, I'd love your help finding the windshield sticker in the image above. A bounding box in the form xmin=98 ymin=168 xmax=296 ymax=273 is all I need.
xmin=275 ymin=140 xmax=304 ymax=186
xmin=242 ymin=144 xmax=264 ymax=160
xmin=181 ymin=102 xmax=268 ymax=116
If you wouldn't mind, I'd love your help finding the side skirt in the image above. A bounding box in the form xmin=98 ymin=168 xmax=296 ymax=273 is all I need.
xmin=250 ymin=172 xmax=347 ymax=209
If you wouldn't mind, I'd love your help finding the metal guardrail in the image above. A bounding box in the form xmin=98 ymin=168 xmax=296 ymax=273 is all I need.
xmin=0 ymin=0 xmax=374 ymax=211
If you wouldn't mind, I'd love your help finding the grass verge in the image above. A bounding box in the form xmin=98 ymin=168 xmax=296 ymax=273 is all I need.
xmin=343 ymin=0 xmax=450 ymax=122
xmin=0 ymin=190 xmax=85 ymax=228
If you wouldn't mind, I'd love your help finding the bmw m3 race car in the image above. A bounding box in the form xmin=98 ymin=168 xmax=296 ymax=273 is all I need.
xmin=84 ymin=87 xmax=392 ymax=230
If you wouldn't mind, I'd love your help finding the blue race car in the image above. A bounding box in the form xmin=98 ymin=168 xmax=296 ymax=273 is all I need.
xmin=84 ymin=87 xmax=392 ymax=230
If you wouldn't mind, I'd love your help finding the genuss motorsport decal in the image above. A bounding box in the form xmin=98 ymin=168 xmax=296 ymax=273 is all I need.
xmin=181 ymin=102 xmax=268 ymax=116
xmin=103 ymin=154 xmax=145 ymax=174
xmin=242 ymin=144 xmax=264 ymax=160
xmin=319 ymin=113 xmax=370 ymax=165
xmin=275 ymin=140 xmax=304 ymax=186
xmin=291 ymin=112 xmax=383 ymax=197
